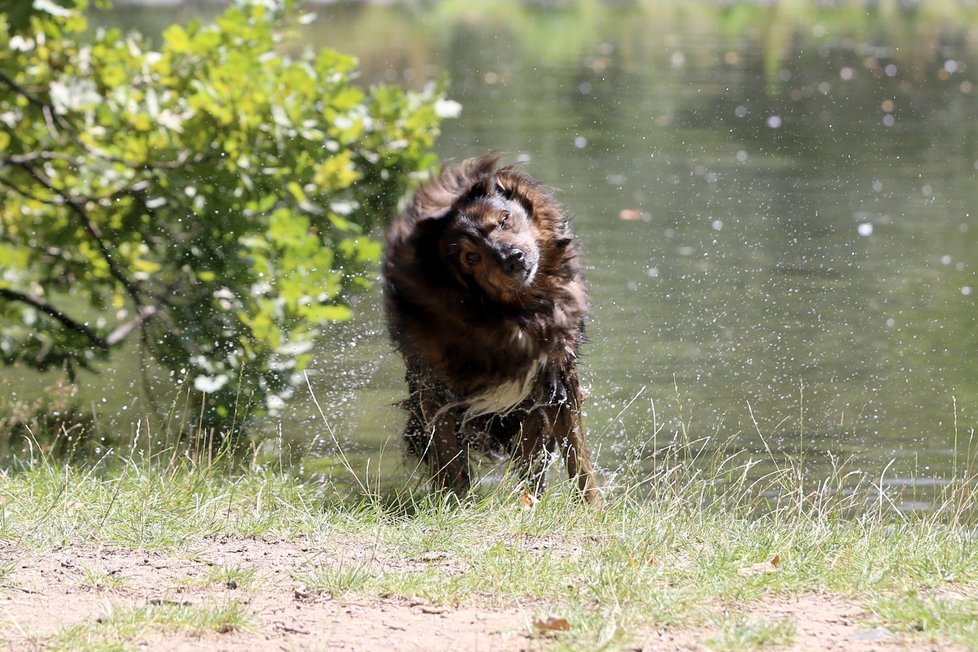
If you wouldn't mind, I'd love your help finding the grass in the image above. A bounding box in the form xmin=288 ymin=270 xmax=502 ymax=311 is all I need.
xmin=0 ymin=434 xmax=976 ymax=650
xmin=52 ymin=601 xmax=250 ymax=651
xmin=705 ymin=614 xmax=796 ymax=650
xmin=870 ymin=592 xmax=978 ymax=648
xmin=294 ymin=558 xmax=378 ymax=596
xmin=78 ymin=565 xmax=126 ymax=590
xmin=182 ymin=565 xmax=258 ymax=591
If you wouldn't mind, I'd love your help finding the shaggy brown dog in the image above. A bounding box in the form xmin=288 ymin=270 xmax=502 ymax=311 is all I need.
xmin=383 ymin=155 xmax=599 ymax=503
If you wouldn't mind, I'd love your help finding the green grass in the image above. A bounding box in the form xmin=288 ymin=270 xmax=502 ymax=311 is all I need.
xmin=294 ymin=558 xmax=377 ymax=596
xmin=705 ymin=613 xmax=796 ymax=650
xmin=181 ymin=565 xmax=257 ymax=591
xmin=78 ymin=565 xmax=126 ymax=591
xmin=871 ymin=592 xmax=978 ymax=649
xmin=0 ymin=440 xmax=977 ymax=650
xmin=52 ymin=601 xmax=250 ymax=651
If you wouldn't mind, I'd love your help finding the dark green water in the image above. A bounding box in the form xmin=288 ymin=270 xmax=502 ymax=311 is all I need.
xmin=300 ymin=2 xmax=978 ymax=492
xmin=12 ymin=2 xmax=978 ymax=501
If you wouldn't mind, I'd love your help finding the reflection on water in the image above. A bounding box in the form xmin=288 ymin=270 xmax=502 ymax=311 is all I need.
xmin=9 ymin=2 xmax=978 ymax=504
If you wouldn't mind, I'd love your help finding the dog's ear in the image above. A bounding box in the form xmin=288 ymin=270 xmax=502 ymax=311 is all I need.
xmin=493 ymin=172 xmax=518 ymax=200
xmin=457 ymin=178 xmax=494 ymax=205
xmin=494 ymin=175 xmax=535 ymax=216
xmin=408 ymin=212 xmax=453 ymax=248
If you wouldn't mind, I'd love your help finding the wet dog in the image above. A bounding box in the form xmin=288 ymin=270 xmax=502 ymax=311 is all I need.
xmin=383 ymin=155 xmax=599 ymax=503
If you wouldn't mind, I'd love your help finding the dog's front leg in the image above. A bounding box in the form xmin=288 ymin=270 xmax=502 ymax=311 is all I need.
xmin=419 ymin=397 xmax=470 ymax=497
xmin=513 ymin=409 xmax=557 ymax=497
xmin=550 ymin=403 xmax=600 ymax=504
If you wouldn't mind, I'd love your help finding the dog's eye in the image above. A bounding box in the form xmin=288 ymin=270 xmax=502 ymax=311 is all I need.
xmin=499 ymin=212 xmax=509 ymax=229
xmin=464 ymin=252 xmax=481 ymax=266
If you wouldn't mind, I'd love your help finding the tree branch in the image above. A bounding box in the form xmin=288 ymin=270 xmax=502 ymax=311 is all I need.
xmin=0 ymin=288 xmax=108 ymax=349
xmin=0 ymin=287 xmax=166 ymax=352
xmin=1 ymin=152 xmax=85 ymax=166
xmin=0 ymin=69 xmax=48 ymax=109
xmin=0 ymin=172 xmax=64 ymax=206
xmin=1 ymin=146 xmax=205 ymax=172
xmin=8 ymin=160 xmax=145 ymax=307
xmin=0 ymin=69 xmax=72 ymax=137
xmin=0 ymin=72 xmax=204 ymax=170
xmin=105 ymin=304 xmax=161 ymax=346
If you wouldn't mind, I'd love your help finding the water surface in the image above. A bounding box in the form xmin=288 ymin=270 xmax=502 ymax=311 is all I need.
xmin=294 ymin=3 xmax=978 ymax=491
xmin=18 ymin=3 xmax=978 ymax=499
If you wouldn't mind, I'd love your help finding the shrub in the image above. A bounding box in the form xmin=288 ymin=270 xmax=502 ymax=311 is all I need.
xmin=0 ymin=0 xmax=454 ymax=438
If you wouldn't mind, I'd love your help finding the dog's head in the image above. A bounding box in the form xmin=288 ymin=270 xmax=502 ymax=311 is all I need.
xmin=437 ymin=179 xmax=541 ymax=302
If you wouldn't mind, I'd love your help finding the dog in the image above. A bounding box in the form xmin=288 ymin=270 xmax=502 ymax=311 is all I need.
xmin=382 ymin=154 xmax=599 ymax=503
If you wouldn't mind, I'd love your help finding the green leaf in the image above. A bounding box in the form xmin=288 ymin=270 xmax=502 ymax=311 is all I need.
xmin=163 ymin=24 xmax=190 ymax=53
xmin=0 ymin=0 xmax=452 ymax=437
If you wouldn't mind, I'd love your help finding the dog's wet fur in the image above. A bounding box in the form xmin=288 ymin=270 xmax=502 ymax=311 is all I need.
xmin=383 ymin=155 xmax=599 ymax=503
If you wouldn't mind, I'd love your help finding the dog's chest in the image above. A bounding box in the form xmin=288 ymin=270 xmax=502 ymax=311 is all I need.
xmin=462 ymin=324 xmax=547 ymax=418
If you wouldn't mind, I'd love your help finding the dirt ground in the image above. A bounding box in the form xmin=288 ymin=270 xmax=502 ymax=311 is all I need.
xmin=0 ymin=536 xmax=948 ymax=651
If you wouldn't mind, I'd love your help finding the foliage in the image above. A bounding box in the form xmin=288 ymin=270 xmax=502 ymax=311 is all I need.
xmin=0 ymin=0 xmax=451 ymax=436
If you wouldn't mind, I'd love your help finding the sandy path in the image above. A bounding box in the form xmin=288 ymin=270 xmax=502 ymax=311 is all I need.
xmin=0 ymin=538 xmax=940 ymax=650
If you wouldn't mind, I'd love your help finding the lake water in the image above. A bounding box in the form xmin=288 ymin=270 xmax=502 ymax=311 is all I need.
xmin=16 ymin=3 xmax=978 ymax=500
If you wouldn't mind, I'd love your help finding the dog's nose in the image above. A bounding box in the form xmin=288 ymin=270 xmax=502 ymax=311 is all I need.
xmin=503 ymin=249 xmax=527 ymax=274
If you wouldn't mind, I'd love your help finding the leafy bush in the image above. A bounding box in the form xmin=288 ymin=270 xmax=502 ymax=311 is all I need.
xmin=0 ymin=0 xmax=453 ymax=437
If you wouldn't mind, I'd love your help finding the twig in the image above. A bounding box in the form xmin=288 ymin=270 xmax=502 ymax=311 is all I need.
xmin=105 ymin=304 xmax=162 ymax=346
xmin=0 ymin=70 xmax=48 ymax=109
xmin=0 ymin=69 xmax=72 ymax=138
xmin=11 ymin=160 xmax=144 ymax=306
xmin=0 ymin=288 xmax=108 ymax=349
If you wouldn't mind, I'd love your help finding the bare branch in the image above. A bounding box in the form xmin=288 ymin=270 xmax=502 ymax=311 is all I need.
xmin=105 ymin=304 xmax=161 ymax=346
xmin=0 ymin=288 xmax=108 ymax=349
xmin=0 ymin=288 xmax=167 ymax=352
xmin=2 ymin=152 xmax=85 ymax=166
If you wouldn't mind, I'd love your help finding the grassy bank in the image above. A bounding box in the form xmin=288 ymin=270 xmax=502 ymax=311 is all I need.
xmin=1 ymin=448 xmax=977 ymax=650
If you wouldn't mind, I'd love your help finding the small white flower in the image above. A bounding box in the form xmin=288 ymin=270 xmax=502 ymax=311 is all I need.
xmin=434 ymin=98 xmax=463 ymax=119
xmin=9 ymin=36 xmax=35 ymax=52
xmin=33 ymin=0 xmax=73 ymax=18
xmin=194 ymin=374 xmax=229 ymax=393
